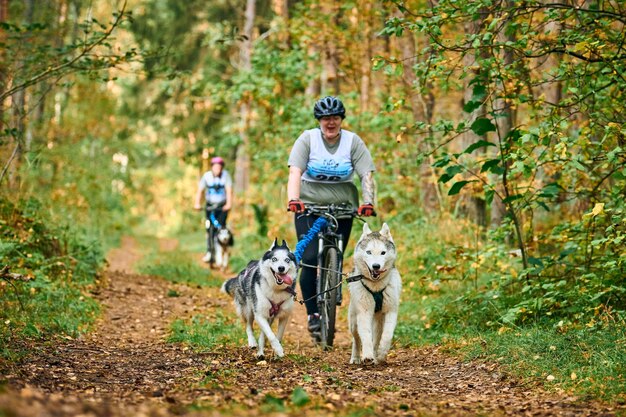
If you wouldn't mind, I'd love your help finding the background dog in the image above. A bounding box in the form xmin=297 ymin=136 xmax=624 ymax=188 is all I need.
xmin=221 ymin=239 xmax=298 ymax=358
xmin=214 ymin=227 xmax=234 ymax=271
xmin=348 ymin=223 xmax=402 ymax=365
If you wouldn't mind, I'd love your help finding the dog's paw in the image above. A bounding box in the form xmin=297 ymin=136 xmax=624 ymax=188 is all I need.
xmin=349 ymin=357 xmax=361 ymax=365
xmin=255 ymin=352 xmax=265 ymax=360
xmin=376 ymin=355 xmax=388 ymax=364
xmin=362 ymin=357 xmax=376 ymax=366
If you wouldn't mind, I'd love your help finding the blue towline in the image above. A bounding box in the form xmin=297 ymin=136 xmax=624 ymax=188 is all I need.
xmin=293 ymin=217 xmax=328 ymax=265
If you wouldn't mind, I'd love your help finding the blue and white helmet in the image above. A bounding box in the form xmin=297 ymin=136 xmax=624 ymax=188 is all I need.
xmin=313 ymin=96 xmax=346 ymax=120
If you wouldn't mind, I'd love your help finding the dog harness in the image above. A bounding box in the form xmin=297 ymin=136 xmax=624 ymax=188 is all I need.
xmin=269 ymin=287 xmax=297 ymax=317
xmin=269 ymin=300 xmax=285 ymax=317
xmin=361 ymin=282 xmax=385 ymax=313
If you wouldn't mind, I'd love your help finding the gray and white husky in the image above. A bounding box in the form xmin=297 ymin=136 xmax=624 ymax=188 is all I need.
xmin=348 ymin=223 xmax=402 ymax=365
xmin=214 ymin=227 xmax=234 ymax=272
xmin=221 ymin=239 xmax=298 ymax=358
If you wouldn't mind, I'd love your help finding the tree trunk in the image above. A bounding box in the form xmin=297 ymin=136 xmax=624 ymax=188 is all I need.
xmin=53 ymin=0 xmax=71 ymax=126
xmin=459 ymin=9 xmax=489 ymax=227
xmin=0 ymin=0 xmax=8 ymax=104
xmin=271 ymin=0 xmax=289 ymax=45
xmin=490 ymin=4 xmax=517 ymax=228
xmin=305 ymin=44 xmax=321 ymax=98
xmin=394 ymin=6 xmax=440 ymax=214
xmin=357 ymin=1 xmax=372 ymax=113
xmin=234 ymin=0 xmax=255 ymax=197
xmin=320 ymin=0 xmax=339 ymax=95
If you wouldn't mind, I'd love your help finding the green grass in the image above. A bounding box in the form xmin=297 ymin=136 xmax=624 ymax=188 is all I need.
xmin=455 ymin=326 xmax=626 ymax=402
xmin=386 ymin=213 xmax=626 ymax=405
xmin=168 ymin=313 xmax=244 ymax=351
xmin=1 ymin=281 xmax=100 ymax=361
xmin=1 ymin=198 xmax=103 ymax=361
xmin=135 ymin=243 xmax=222 ymax=288
xmin=397 ymin=295 xmax=626 ymax=403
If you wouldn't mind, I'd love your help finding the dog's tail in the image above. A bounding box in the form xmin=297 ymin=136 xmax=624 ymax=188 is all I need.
xmin=221 ymin=277 xmax=239 ymax=297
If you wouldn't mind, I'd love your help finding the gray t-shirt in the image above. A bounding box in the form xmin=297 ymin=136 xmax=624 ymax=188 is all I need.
xmin=288 ymin=128 xmax=375 ymax=208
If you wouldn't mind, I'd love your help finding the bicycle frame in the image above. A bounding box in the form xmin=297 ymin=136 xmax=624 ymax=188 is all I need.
xmin=302 ymin=204 xmax=356 ymax=307
xmin=316 ymin=227 xmax=344 ymax=306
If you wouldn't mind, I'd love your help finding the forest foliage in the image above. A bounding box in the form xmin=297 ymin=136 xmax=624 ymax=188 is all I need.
xmin=1 ymin=0 xmax=625 ymax=397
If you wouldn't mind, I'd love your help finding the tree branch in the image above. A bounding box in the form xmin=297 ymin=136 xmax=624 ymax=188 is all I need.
xmin=0 ymin=1 xmax=128 ymax=102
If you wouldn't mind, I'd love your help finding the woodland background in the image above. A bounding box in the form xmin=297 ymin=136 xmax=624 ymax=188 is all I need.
xmin=1 ymin=0 xmax=625 ymax=403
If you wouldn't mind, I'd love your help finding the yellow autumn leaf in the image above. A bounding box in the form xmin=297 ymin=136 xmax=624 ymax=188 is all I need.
xmin=591 ymin=203 xmax=605 ymax=217
xmin=573 ymin=41 xmax=588 ymax=53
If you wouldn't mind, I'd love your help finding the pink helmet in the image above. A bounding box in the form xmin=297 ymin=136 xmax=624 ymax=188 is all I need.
xmin=210 ymin=156 xmax=225 ymax=166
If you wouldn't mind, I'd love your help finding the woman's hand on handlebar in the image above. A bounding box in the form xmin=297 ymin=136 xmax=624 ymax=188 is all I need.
xmin=287 ymin=199 xmax=306 ymax=213
xmin=357 ymin=203 xmax=376 ymax=217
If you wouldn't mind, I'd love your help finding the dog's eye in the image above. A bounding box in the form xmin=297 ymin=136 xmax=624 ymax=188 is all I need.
xmin=366 ymin=250 xmax=371 ymax=255
xmin=285 ymin=258 xmax=290 ymax=263
xmin=381 ymin=251 xmax=386 ymax=255
xmin=272 ymin=257 xmax=277 ymax=262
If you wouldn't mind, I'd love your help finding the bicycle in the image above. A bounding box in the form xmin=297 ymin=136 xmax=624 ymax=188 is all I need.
xmin=203 ymin=202 xmax=226 ymax=266
xmin=297 ymin=203 xmax=358 ymax=349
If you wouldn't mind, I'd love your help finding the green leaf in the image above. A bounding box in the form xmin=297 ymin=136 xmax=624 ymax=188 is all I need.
xmin=470 ymin=118 xmax=496 ymax=136
xmin=538 ymin=183 xmax=562 ymax=198
xmin=448 ymin=180 xmax=475 ymax=195
xmin=463 ymin=100 xmax=482 ymax=113
xmin=463 ymin=140 xmax=496 ymax=155
xmin=537 ymin=201 xmax=550 ymax=212
xmin=502 ymin=194 xmax=522 ymax=204
xmin=438 ymin=165 xmax=464 ymax=183
xmin=485 ymin=189 xmax=495 ymax=204
xmin=291 ymin=387 xmax=310 ymax=407
xmin=480 ymin=158 xmax=503 ymax=174
xmin=432 ymin=154 xmax=451 ymax=168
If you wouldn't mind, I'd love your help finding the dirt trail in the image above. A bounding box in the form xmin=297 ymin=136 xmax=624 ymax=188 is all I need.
xmin=1 ymin=237 xmax=622 ymax=416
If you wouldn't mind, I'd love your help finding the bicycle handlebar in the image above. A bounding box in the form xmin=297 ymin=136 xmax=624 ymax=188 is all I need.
xmin=299 ymin=204 xmax=358 ymax=232
xmin=303 ymin=203 xmax=357 ymax=216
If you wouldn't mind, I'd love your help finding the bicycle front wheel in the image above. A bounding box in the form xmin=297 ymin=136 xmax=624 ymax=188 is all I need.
xmin=319 ymin=247 xmax=340 ymax=348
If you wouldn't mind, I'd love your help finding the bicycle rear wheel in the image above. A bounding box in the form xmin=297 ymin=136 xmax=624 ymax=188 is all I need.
xmin=319 ymin=247 xmax=340 ymax=348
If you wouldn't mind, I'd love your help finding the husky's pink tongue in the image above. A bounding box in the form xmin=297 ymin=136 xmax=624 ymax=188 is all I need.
xmin=279 ymin=274 xmax=293 ymax=285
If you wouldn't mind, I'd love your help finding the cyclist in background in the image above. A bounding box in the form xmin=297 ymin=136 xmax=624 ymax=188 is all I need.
xmin=194 ymin=156 xmax=233 ymax=264
xmin=287 ymin=96 xmax=377 ymax=337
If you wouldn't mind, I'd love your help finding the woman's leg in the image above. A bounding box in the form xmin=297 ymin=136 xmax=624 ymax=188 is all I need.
xmin=337 ymin=217 xmax=354 ymax=252
xmin=203 ymin=207 xmax=215 ymax=262
xmin=294 ymin=214 xmax=320 ymax=316
xmin=216 ymin=208 xmax=228 ymax=226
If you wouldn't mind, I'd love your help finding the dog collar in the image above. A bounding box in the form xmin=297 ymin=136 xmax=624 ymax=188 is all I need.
xmin=285 ymin=286 xmax=297 ymax=297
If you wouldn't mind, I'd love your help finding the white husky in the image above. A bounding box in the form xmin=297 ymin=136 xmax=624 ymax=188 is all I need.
xmin=221 ymin=239 xmax=298 ymax=358
xmin=348 ymin=223 xmax=402 ymax=365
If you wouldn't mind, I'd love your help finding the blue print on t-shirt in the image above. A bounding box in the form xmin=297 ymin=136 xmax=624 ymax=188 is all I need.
xmin=307 ymin=159 xmax=353 ymax=182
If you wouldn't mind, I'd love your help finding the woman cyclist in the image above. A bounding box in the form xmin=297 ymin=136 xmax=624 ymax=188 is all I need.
xmin=194 ymin=156 xmax=233 ymax=264
xmin=286 ymin=96 xmax=376 ymax=337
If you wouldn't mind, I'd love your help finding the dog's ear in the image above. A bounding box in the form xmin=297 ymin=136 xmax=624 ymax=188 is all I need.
xmin=361 ymin=222 xmax=372 ymax=238
xmin=270 ymin=238 xmax=278 ymax=250
xmin=380 ymin=223 xmax=394 ymax=243
xmin=281 ymin=239 xmax=289 ymax=250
